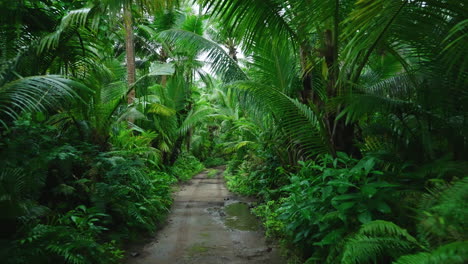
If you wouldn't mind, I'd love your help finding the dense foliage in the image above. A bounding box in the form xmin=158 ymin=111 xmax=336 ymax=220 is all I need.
xmin=1 ymin=0 xmax=466 ymax=263
xmin=0 ymin=114 xmax=204 ymax=263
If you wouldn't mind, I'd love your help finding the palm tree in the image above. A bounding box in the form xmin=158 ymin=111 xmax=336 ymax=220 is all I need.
xmin=0 ymin=1 xmax=92 ymax=128
xmin=198 ymin=0 xmax=468 ymax=159
xmin=97 ymin=0 xmax=177 ymax=105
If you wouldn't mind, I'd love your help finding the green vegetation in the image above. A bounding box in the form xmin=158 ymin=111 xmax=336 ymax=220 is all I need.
xmin=0 ymin=115 xmax=202 ymax=263
xmin=170 ymin=154 xmax=205 ymax=181
xmin=1 ymin=0 xmax=467 ymax=263
xmin=203 ymin=157 xmax=226 ymax=168
xmin=206 ymin=168 xmax=219 ymax=178
xmin=237 ymin=154 xmax=467 ymax=263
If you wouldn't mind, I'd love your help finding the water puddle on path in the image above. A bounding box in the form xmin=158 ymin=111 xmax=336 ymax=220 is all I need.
xmin=223 ymin=202 xmax=261 ymax=231
xmin=126 ymin=170 xmax=286 ymax=264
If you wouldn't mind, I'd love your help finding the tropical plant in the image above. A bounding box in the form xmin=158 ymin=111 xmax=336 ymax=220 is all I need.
xmin=1 ymin=1 xmax=467 ymax=263
xmin=342 ymin=178 xmax=468 ymax=264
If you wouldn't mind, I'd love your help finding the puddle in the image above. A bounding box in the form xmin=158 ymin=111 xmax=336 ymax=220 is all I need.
xmin=223 ymin=202 xmax=261 ymax=231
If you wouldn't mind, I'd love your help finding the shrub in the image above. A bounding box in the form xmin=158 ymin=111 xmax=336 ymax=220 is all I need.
xmin=170 ymin=154 xmax=205 ymax=181
xmin=203 ymin=157 xmax=226 ymax=168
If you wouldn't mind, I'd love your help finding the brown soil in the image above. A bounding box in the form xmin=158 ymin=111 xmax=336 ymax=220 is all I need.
xmin=126 ymin=167 xmax=285 ymax=264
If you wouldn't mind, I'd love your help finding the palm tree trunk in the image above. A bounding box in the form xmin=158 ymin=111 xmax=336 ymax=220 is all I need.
xmin=228 ymin=45 xmax=238 ymax=62
xmin=124 ymin=3 xmax=136 ymax=104
xmin=160 ymin=48 xmax=168 ymax=87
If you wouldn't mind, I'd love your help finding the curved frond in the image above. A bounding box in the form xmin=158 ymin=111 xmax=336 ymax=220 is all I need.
xmin=441 ymin=19 xmax=468 ymax=83
xmin=148 ymin=103 xmax=176 ymax=117
xmin=178 ymin=107 xmax=213 ymax=136
xmin=159 ymin=29 xmax=246 ymax=82
xmin=394 ymin=241 xmax=468 ymax=264
xmin=0 ymin=75 xmax=86 ymax=128
xmin=249 ymin=41 xmax=302 ymax=96
xmin=338 ymin=93 xmax=414 ymax=124
xmin=200 ymin=0 xmax=296 ymax=49
xmin=38 ymin=8 xmax=92 ymax=54
xmin=234 ymin=81 xmax=331 ymax=157
xmin=342 ymin=220 xmax=422 ymax=264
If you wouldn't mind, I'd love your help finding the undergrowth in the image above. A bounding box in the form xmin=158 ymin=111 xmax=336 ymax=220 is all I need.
xmin=0 ymin=116 xmax=203 ymax=263
xmin=226 ymin=152 xmax=468 ymax=263
xmin=170 ymin=154 xmax=205 ymax=181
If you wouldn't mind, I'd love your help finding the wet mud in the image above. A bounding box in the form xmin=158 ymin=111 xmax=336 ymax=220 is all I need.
xmin=126 ymin=167 xmax=285 ymax=264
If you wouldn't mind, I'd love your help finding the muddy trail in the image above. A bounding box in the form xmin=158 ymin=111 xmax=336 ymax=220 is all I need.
xmin=127 ymin=167 xmax=285 ymax=264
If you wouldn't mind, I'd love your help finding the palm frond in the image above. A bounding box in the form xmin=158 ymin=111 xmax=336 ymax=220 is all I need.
xmin=338 ymin=93 xmax=414 ymax=124
xmin=199 ymin=0 xmax=296 ymax=49
xmin=234 ymin=81 xmax=332 ymax=157
xmin=249 ymin=41 xmax=302 ymax=96
xmin=178 ymin=107 xmax=212 ymax=136
xmin=38 ymin=8 xmax=92 ymax=54
xmin=0 ymin=75 xmax=86 ymax=128
xmin=159 ymin=29 xmax=246 ymax=82
xmin=342 ymin=0 xmax=408 ymax=83
xmin=441 ymin=19 xmax=468 ymax=84
xmin=147 ymin=103 xmax=176 ymax=117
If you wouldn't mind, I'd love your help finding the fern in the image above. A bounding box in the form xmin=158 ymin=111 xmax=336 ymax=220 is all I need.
xmin=342 ymin=178 xmax=468 ymax=264
xmin=342 ymin=220 xmax=422 ymax=264
xmin=394 ymin=241 xmax=468 ymax=264
xmin=417 ymin=177 xmax=468 ymax=245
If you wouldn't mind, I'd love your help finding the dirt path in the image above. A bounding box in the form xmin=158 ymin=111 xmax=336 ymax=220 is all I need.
xmin=127 ymin=167 xmax=285 ymax=264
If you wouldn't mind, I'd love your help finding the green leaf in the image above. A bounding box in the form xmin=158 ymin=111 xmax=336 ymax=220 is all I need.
xmin=361 ymin=185 xmax=378 ymax=198
xmin=376 ymin=201 xmax=391 ymax=214
xmin=358 ymin=211 xmax=372 ymax=224
xmin=314 ymin=229 xmax=345 ymax=246
xmin=333 ymin=193 xmax=359 ymax=201
xmin=336 ymin=202 xmax=356 ymax=212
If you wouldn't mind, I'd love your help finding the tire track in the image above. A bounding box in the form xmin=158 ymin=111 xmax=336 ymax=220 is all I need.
xmin=170 ymin=174 xmax=204 ymax=260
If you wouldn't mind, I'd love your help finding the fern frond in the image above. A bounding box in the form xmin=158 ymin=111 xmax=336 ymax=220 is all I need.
xmin=394 ymin=241 xmax=468 ymax=264
xmin=418 ymin=177 xmax=468 ymax=244
xmin=342 ymin=220 xmax=422 ymax=264
xmin=357 ymin=220 xmax=419 ymax=244
xmin=342 ymin=235 xmax=416 ymax=264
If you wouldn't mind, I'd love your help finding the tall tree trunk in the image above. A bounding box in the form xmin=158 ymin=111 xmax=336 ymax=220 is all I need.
xmin=228 ymin=46 xmax=237 ymax=62
xmin=124 ymin=3 xmax=136 ymax=105
xmin=227 ymin=39 xmax=238 ymax=62
xmin=168 ymin=136 xmax=184 ymax=166
xmin=322 ymin=1 xmax=360 ymax=157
